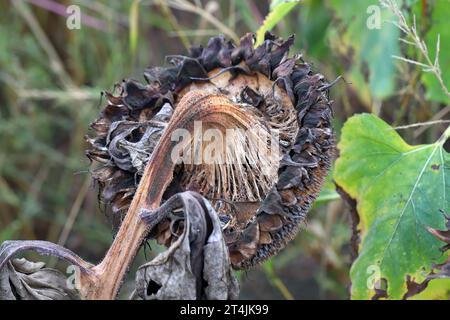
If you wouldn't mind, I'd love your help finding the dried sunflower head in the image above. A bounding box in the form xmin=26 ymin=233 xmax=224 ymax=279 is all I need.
xmin=86 ymin=32 xmax=334 ymax=269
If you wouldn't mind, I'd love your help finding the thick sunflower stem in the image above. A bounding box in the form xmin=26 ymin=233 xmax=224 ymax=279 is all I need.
xmin=81 ymin=90 xmax=262 ymax=299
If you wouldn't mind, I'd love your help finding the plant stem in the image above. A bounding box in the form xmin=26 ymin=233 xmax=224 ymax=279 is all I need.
xmin=438 ymin=125 xmax=450 ymax=146
xmin=82 ymin=90 xmax=261 ymax=299
xmin=263 ymin=261 xmax=294 ymax=300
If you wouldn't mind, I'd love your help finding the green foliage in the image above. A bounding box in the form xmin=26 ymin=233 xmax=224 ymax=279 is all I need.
xmin=255 ymin=0 xmax=300 ymax=46
xmin=235 ymin=0 xmax=260 ymax=31
xmin=421 ymin=0 xmax=450 ymax=103
xmin=334 ymin=114 xmax=450 ymax=299
xmin=295 ymin=0 xmax=331 ymax=60
xmin=410 ymin=278 xmax=450 ymax=300
xmin=328 ymin=0 xmax=400 ymax=100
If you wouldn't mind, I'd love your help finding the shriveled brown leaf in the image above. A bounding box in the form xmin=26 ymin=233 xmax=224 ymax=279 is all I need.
xmin=134 ymin=191 xmax=238 ymax=300
xmin=0 ymin=258 xmax=80 ymax=300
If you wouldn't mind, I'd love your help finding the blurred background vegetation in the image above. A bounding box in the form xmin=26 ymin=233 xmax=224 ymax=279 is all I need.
xmin=0 ymin=0 xmax=449 ymax=299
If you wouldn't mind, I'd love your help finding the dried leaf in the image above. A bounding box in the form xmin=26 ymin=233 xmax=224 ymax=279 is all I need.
xmin=0 ymin=240 xmax=93 ymax=300
xmin=134 ymin=191 xmax=239 ymax=300
xmin=0 ymin=258 xmax=80 ymax=300
xmin=0 ymin=240 xmax=94 ymax=272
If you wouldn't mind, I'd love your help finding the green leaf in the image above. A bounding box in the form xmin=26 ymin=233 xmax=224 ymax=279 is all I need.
xmin=410 ymin=278 xmax=450 ymax=300
xmin=255 ymin=0 xmax=301 ymax=46
xmin=421 ymin=0 xmax=450 ymax=103
xmin=270 ymin=0 xmax=299 ymax=9
xmin=334 ymin=114 xmax=450 ymax=299
xmin=328 ymin=1 xmax=400 ymax=100
xmin=296 ymin=0 xmax=332 ymax=60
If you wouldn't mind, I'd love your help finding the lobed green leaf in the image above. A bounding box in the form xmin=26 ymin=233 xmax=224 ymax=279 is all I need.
xmin=334 ymin=114 xmax=450 ymax=299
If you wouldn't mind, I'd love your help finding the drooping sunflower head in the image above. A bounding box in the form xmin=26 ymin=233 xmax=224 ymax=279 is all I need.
xmin=86 ymin=32 xmax=334 ymax=269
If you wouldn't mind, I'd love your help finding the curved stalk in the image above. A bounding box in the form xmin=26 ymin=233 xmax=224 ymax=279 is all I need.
xmin=82 ymin=90 xmax=264 ymax=299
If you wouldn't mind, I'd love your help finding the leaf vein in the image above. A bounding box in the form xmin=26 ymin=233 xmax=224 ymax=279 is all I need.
xmin=379 ymin=143 xmax=441 ymax=271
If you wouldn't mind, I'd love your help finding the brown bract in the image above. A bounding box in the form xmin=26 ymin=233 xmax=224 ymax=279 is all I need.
xmin=87 ymin=32 xmax=334 ymax=269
